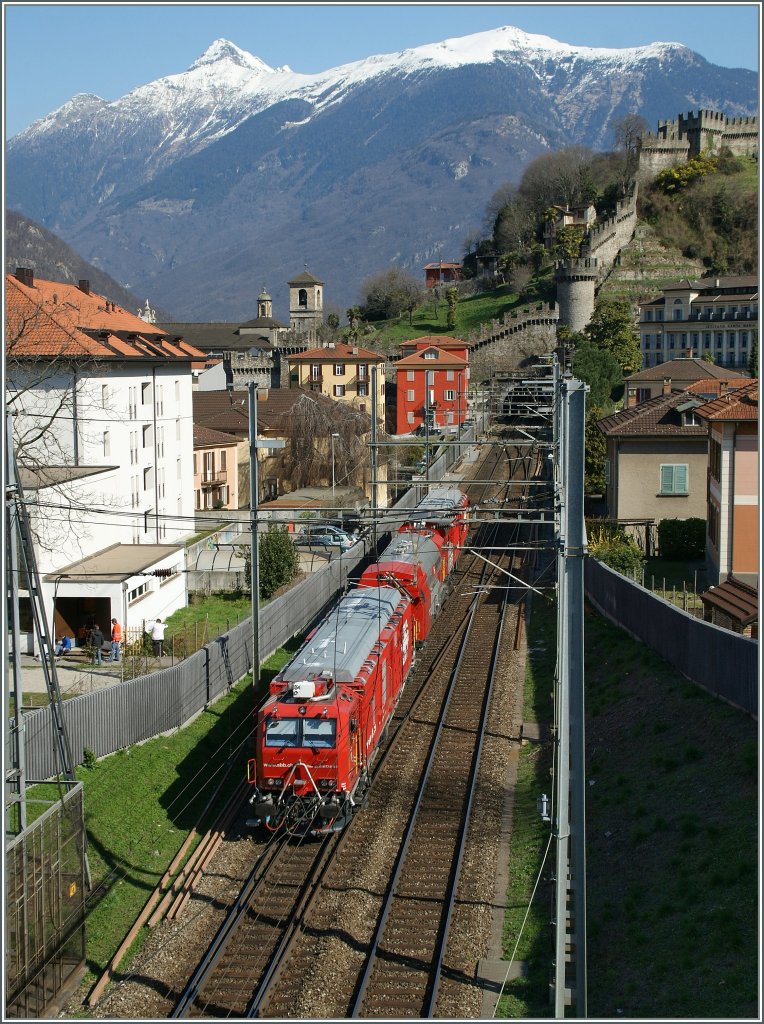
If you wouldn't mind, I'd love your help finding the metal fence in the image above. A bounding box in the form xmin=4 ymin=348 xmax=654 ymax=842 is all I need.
xmin=585 ymin=557 xmax=758 ymax=717
xmin=17 ymin=443 xmax=471 ymax=782
xmin=5 ymin=784 xmax=87 ymax=1018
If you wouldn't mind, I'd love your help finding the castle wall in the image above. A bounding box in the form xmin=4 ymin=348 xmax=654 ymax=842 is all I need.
xmin=555 ymin=258 xmax=598 ymax=334
xmin=638 ymin=109 xmax=758 ymax=182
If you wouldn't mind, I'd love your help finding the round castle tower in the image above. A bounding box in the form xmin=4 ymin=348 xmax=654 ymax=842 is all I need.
xmin=555 ymin=258 xmax=598 ymax=334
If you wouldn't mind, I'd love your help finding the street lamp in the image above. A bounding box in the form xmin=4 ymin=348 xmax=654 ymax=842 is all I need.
xmin=331 ymin=433 xmax=340 ymax=501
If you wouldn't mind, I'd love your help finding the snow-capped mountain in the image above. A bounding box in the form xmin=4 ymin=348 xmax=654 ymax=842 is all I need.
xmin=7 ymin=27 xmax=757 ymax=318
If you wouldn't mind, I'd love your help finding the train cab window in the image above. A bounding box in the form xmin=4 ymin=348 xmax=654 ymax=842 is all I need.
xmin=265 ymin=719 xmax=300 ymax=747
xmin=303 ymin=718 xmax=337 ymax=748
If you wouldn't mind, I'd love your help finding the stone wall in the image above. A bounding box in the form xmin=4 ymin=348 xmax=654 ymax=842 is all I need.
xmin=637 ymin=109 xmax=759 ymax=182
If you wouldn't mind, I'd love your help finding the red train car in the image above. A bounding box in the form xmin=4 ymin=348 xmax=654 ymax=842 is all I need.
xmin=247 ymin=488 xmax=469 ymax=836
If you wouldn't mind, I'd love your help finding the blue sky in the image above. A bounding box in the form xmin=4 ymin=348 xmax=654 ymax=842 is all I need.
xmin=3 ymin=2 xmax=760 ymax=139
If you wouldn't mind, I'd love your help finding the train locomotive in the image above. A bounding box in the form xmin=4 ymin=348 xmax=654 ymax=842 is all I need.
xmin=247 ymin=487 xmax=469 ymax=835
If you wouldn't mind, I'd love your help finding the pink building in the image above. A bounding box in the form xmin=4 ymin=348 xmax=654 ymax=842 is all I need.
xmin=193 ymin=425 xmax=240 ymax=511
xmin=696 ymin=379 xmax=758 ymax=586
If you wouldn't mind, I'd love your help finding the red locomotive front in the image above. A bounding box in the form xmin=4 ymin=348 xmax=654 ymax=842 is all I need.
xmin=248 ymin=587 xmax=413 ymax=835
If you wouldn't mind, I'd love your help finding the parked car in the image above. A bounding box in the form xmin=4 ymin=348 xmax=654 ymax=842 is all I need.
xmin=295 ymin=525 xmax=356 ymax=550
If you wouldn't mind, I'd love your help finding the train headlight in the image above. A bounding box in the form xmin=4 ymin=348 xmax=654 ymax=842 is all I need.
xmin=318 ymin=779 xmax=337 ymax=789
xmin=266 ymin=777 xmax=283 ymax=788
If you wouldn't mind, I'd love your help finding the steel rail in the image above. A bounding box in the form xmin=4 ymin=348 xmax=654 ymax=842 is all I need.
xmin=349 ymin=546 xmax=502 ymax=1018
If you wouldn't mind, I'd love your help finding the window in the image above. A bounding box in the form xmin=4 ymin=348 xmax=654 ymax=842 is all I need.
xmin=424 ymin=350 xmax=437 ymax=359
xmin=407 ymin=412 xmax=415 ymax=424
xmin=193 ymin=454 xmax=197 ymax=475
xmin=128 ymin=386 xmax=137 ymax=420
xmin=710 ymin=438 xmax=722 ymax=481
xmin=101 ymin=384 xmax=108 ymax=408
xmin=358 ymin=383 xmax=368 ymax=397
xmin=103 ymin=430 xmax=110 ymax=457
xmin=407 ymin=389 xmax=415 ymax=402
xmin=142 ymin=424 xmax=152 ymax=448
xmin=141 ymin=382 xmax=151 ymax=405
xmin=177 ymin=458 xmax=182 ymax=480
xmin=357 ymin=364 xmax=368 ymax=380
xmin=642 ymin=334 xmax=651 ymax=348
xmin=195 ymin=489 xmax=201 ymax=510
xmin=407 ymin=371 xmax=415 ymax=381
xmin=204 ymin=451 xmax=214 ymax=479
xmin=156 ymin=386 xmax=164 ymax=415
xmin=175 ymin=380 xmax=180 ymax=402
xmin=298 ymin=288 xmax=308 ymax=308
xmin=265 ymin=718 xmax=300 ymax=747
xmin=656 ymin=309 xmax=664 ymax=321
xmin=333 ymin=364 xmax=345 ymax=376
xmin=176 ymin=418 xmax=181 ymax=441
xmin=447 ymin=412 xmax=455 ymax=424
xmin=446 ymin=370 xmax=454 ymax=381
xmin=128 ymin=582 xmax=149 ymax=604
xmin=428 ymin=390 xmax=435 ymax=405
xmin=716 ymin=333 xmax=723 ymax=348
xmin=604 ymin=458 xmax=611 ymax=485
xmin=220 ymin=450 xmax=227 ymax=470
xmin=143 ymin=467 xmax=154 ymax=491
xmin=444 ymin=390 xmax=455 ymax=401
xmin=158 ymin=427 xmax=164 ymax=457
xmin=659 ymin=464 xmax=688 ymax=495
xmin=683 ymin=411 xmax=701 ymax=426
xmin=644 ymin=310 xmax=653 ymax=322
xmin=704 ymin=333 xmax=711 ymax=348
xmin=303 ymin=718 xmax=336 ymax=748
xmin=311 ymin=364 xmax=321 ymax=381
xmin=333 ymin=384 xmax=346 ymax=397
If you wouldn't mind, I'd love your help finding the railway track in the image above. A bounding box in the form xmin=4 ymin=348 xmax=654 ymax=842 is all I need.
xmin=170 ymin=435 xmax=535 ymax=1019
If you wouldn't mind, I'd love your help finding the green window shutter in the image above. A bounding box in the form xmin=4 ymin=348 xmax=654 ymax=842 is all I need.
xmin=660 ymin=465 xmax=674 ymax=493
xmin=675 ymin=464 xmax=688 ymax=493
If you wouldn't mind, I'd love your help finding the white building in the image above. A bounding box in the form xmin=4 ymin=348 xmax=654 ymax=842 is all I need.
xmin=6 ymin=269 xmax=205 ymax=650
xmin=638 ymin=275 xmax=758 ymax=369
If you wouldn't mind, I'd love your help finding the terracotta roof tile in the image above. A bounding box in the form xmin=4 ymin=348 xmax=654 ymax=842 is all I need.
xmin=6 ymin=273 xmax=205 ymax=361
xmin=695 ymin=380 xmax=759 ymax=421
xmin=598 ymin=391 xmax=709 ymax=437
xmin=193 ymin=424 xmax=242 ymax=448
xmin=287 ymin=342 xmax=385 ymax=362
xmin=395 ymin=348 xmax=468 ymax=369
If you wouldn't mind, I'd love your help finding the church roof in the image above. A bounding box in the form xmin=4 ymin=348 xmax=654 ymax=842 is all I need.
xmin=288 ymin=270 xmax=324 ymax=286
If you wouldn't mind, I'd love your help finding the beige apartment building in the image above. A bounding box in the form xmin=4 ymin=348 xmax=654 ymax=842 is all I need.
xmin=287 ymin=342 xmax=387 ymax=425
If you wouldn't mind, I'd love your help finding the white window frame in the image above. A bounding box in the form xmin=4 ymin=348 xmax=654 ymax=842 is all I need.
xmin=333 ymin=384 xmax=346 ymax=397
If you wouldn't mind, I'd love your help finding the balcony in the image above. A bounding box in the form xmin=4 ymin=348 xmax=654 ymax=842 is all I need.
xmin=200 ymin=471 xmax=227 ymax=488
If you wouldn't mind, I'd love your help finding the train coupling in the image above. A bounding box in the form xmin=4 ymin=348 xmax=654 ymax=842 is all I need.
xmin=317 ymin=799 xmax=342 ymax=820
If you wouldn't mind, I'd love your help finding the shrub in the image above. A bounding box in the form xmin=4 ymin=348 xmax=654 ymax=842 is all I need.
xmin=257 ymin=525 xmax=300 ymax=600
xmin=658 ymin=518 xmax=706 ymax=560
xmin=592 ymin=539 xmax=646 ymax=577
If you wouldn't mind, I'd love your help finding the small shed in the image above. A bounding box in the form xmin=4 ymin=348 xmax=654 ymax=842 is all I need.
xmin=700 ymin=576 xmax=758 ymax=638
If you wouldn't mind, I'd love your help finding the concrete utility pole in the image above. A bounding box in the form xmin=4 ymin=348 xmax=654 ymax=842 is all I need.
xmin=553 ymin=372 xmax=588 ymax=1018
xmin=248 ymin=383 xmax=261 ymax=689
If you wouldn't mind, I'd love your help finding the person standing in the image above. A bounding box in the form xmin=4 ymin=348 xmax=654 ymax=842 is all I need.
xmin=109 ymin=618 xmax=122 ymax=662
xmin=151 ymin=618 xmax=166 ymax=658
xmin=89 ymin=624 xmax=105 ymax=665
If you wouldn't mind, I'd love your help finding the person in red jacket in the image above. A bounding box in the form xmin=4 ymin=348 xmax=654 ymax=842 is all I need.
xmin=109 ymin=618 xmax=123 ymax=663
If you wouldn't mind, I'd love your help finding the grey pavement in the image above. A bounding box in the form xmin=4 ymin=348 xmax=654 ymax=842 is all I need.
xmin=11 ymin=652 xmax=166 ymax=697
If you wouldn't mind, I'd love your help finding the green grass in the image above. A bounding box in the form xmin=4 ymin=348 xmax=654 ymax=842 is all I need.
xmin=27 ymin=640 xmax=300 ymax=998
xmin=497 ymin=594 xmax=757 ymax=1018
xmin=364 ymin=277 xmax=558 ymax=348
xmin=583 ymin=603 xmax=757 ymax=1018
xmin=496 ymin=594 xmax=555 ymax=1018
xmin=163 ymin=592 xmax=253 ymax=639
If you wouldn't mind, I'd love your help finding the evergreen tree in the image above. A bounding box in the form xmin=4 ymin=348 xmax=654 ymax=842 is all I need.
xmin=748 ymin=335 xmax=758 ymax=378
xmin=584 ymin=298 xmax=642 ymax=375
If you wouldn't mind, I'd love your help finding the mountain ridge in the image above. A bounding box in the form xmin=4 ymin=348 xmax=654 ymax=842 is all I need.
xmin=6 ymin=26 xmax=757 ymax=319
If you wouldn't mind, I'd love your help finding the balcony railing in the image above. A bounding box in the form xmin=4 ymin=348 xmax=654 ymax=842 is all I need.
xmin=200 ymin=471 xmax=227 ymax=487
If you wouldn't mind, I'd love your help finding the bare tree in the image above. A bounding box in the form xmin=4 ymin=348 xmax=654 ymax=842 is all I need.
xmin=272 ymin=393 xmax=384 ymax=493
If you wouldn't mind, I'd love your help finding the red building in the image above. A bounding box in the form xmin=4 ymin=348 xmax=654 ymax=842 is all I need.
xmin=424 ymin=261 xmax=462 ymax=289
xmin=395 ymin=336 xmax=469 ymax=434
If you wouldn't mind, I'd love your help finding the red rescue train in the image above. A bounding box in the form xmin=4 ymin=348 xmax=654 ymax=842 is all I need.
xmin=247 ymin=487 xmax=469 ymax=835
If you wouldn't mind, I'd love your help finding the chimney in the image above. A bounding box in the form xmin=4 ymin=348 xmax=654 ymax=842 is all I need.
xmin=257 ymin=387 xmax=269 ymax=401
xmin=662 ymin=377 xmax=672 ymax=395
xmin=15 ymin=267 xmax=34 ymax=287
xmin=78 ymin=279 xmax=90 ymax=295
xmin=626 ymin=387 xmax=638 ymax=408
